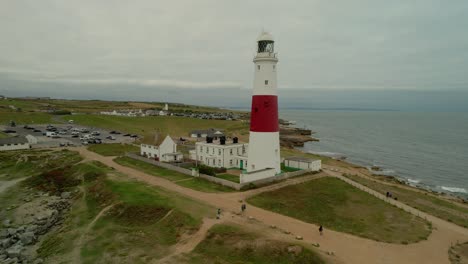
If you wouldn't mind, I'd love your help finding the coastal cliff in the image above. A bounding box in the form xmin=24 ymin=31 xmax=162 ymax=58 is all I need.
xmin=279 ymin=126 xmax=319 ymax=148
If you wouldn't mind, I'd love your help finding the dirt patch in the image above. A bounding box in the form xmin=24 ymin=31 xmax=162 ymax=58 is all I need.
xmin=109 ymin=203 xmax=170 ymax=225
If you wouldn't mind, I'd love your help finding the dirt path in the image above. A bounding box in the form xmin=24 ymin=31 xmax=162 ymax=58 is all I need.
xmin=73 ymin=147 xmax=468 ymax=264
xmin=0 ymin=178 xmax=26 ymax=194
xmin=72 ymin=203 xmax=116 ymax=264
xmin=157 ymin=217 xmax=219 ymax=263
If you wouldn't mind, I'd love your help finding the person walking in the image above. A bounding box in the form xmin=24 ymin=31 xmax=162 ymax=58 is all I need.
xmin=241 ymin=203 xmax=246 ymax=213
xmin=319 ymin=225 xmax=323 ymax=236
xmin=217 ymin=208 xmax=221 ymax=219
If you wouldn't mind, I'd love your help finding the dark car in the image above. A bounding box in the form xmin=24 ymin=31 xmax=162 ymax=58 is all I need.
xmin=123 ymin=133 xmax=131 ymax=137
xmin=71 ymin=134 xmax=79 ymax=138
xmin=33 ymin=129 xmax=41 ymax=133
xmin=3 ymin=129 xmax=16 ymax=133
xmin=130 ymin=134 xmax=138 ymax=138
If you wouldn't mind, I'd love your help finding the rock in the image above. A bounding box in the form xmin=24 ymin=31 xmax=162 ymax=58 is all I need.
xmin=2 ymin=219 xmax=11 ymax=228
xmin=1 ymin=238 xmax=12 ymax=249
xmin=295 ymin=235 xmax=303 ymax=240
xmin=19 ymin=232 xmax=35 ymax=245
xmin=248 ymin=216 xmax=254 ymax=220
xmin=33 ymin=258 xmax=44 ymax=264
xmin=0 ymin=229 xmax=9 ymax=239
xmin=287 ymin=245 xmax=303 ymax=255
xmin=60 ymin=192 xmax=71 ymax=199
xmin=270 ymin=225 xmax=276 ymax=229
xmin=7 ymin=229 xmax=16 ymax=237
xmin=25 ymin=225 xmax=37 ymax=233
xmin=6 ymin=244 xmax=23 ymax=258
xmin=0 ymin=254 xmax=6 ymax=261
xmin=283 ymin=230 xmax=291 ymax=234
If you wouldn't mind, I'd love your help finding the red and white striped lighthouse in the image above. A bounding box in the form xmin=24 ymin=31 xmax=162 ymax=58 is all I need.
xmin=246 ymin=31 xmax=281 ymax=174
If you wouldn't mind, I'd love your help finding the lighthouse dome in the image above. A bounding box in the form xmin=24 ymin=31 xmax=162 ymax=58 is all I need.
xmin=257 ymin=31 xmax=274 ymax=42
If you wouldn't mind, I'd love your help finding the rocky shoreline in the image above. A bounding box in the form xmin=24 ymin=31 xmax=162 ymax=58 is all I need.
xmin=279 ymin=126 xmax=319 ymax=148
xmin=0 ymin=191 xmax=74 ymax=263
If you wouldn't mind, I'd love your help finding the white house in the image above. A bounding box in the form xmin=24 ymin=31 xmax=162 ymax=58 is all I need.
xmin=0 ymin=136 xmax=31 ymax=151
xmin=140 ymin=135 xmax=183 ymax=162
xmin=189 ymin=137 xmax=248 ymax=169
xmin=284 ymin=157 xmax=321 ymax=171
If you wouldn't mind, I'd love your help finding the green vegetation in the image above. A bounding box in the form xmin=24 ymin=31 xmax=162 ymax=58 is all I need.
xmin=281 ymin=163 xmax=302 ymax=172
xmin=176 ymin=177 xmax=235 ymax=193
xmin=449 ymin=241 xmax=468 ymax=264
xmin=215 ymin=173 xmax=240 ymax=183
xmin=280 ymin=147 xmax=332 ymax=164
xmin=187 ymin=224 xmax=324 ymax=264
xmin=114 ymin=156 xmax=235 ymax=193
xmin=0 ymin=112 xmax=53 ymax=125
xmin=248 ymin=177 xmax=432 ymax=243
xmin=114 ymin=156 xmax=191 ymax=181
xmin=87 ymin=143 xmax=139 ymax=156
xmin=0 ymin=149 xmax=82 ymax=180
xmin=0 ymin=131 xmax=9 ymax=138
xmin=68 ymin=114 xmax=249 ymax=143
xmin=343 ymin=174 xmax=468 ymax=228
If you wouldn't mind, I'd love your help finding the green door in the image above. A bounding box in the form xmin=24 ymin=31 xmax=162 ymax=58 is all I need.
xmin=240 ymin=160 xmax=244 ymax=169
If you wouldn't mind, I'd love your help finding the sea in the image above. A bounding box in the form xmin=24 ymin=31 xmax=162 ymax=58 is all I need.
xmin=279 ymin=110 xmax=468 ymax=199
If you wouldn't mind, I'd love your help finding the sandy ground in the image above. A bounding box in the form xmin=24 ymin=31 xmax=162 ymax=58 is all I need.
xmin=73 ymin=147 xmax=468 ymax=264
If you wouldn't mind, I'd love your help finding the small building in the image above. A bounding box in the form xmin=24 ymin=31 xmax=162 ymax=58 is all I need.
xmin=284 ymin=157 xmax=321 ymax=171
xmin=0 ymin=136 xmax=31 ymax=151
xmin=140 ymin=135 xmax=183 ymax=162
xmin=190 ymin=137 xmax=248 ymax=169
xmin=189 ymin=128 xmax=224 ymax=138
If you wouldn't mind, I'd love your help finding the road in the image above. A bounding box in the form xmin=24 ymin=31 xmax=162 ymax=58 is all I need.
xmin=74 ymin=147 xmax=468 ymax=264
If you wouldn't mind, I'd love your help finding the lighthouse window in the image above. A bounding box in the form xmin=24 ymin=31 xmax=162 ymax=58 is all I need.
xmin=273 ymin=65 xmax=276 ymax=70
xmin=257 ymin=65 xmax=260 ymax=70
xmin=265 ymin=80 xmax=269 ymax=85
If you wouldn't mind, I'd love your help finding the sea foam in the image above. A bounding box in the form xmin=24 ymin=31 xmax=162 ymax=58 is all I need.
xmin=440 ymin=186 xmax=468 ymax=194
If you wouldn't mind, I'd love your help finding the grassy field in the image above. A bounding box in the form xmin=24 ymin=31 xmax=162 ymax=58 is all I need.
xmin=343 ymin=174 xmax=468 ymax=228
xmin=248 ymin=177 xmax=432 ymax=243
xmin=186 ymin=224 xmax=324 ymax=264
xmin=0 ymin=111 xmax=53 ymax=125
xmin=67 ymin=114 xmax=249 ymax=143
xmin=30 ymin=160 xmax=214 ymax=263
xmin=114 ymin=156 xmax=234 ymax=193
xmin=87 ymin=143 xmax=139 ymax=156
xmin=0 ymin=149 xmax=83 ymax=181
xmin=215 ymin=173 xmax=240 ymax=183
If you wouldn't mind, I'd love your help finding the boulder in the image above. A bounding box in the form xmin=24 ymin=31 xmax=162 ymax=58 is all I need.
xmin=295 ymin=235 xmax=303 ymax=240
xmin=1 ymin=238 xmax=12 ymax=249
xmin=60 ymin=192 xmax=71 ymax=199
xmin=33 ymin=258 xmax=44 ymax=264
xmin=7 ymin=229 xmax=16 ymax=237
xmin=25 ymin=225 xmax=37 ymax=234
xmin=0 ymin=229 xmax=9 ymax=239
xmin=0 ymin=254 xmax=6 ymax=261
xmin=6 ymin=244 xmax=23 ymax=258
xmin=287 ymin=245 xmax=303 ymax=255
xmin=19 ymin=232 xmax=35 ymax=245
xmin=2 ymin=219 xmax=11 ymax=228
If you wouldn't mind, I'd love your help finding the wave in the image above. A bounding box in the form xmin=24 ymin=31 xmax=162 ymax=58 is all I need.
xmin=407 ymin=178 xmax=421 ymax=184
xmin=307 ymin=151 xmax=345 ymax=159
xmin=440 ymin=186 xmax=468 ymax=194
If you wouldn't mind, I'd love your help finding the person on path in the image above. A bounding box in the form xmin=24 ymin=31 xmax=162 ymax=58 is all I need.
xmin=217 ymin=208 xmax=221 ymax=219
xmin=241 ymin=203 xmax=246 ymax=213
xmin=319 ymin=225 xmax=323 ymax=236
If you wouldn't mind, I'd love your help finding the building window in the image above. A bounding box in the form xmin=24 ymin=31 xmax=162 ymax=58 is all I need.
xmin=273 ymin=65 xmax=276 ymax=70
xmin=242 ymin=146 xmax=246 ymax=154
xmin=230 ymin=159 xmax=233 ymax=166
xmin=265 ymin=80 xmax=268 ymax=85
xmin=230 ymin=149 xmax=233 ymax=155
xmin=257 ymin=65 xmax=260 ymax=70
xmin=218 ymin=149 xmax=221 ymax=155
xmin=200 ymin=146 xmax=203 ymax=152
xmin=218 ymin=159 xmax=221 ymax=166
xmin=206 ymin=147 xmax=209 ymax=154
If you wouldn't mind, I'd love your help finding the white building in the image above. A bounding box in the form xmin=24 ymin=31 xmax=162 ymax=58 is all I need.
xmin=163 ymin=103 xmax=169 ymax=111
xmin=190 ymin=137 xmax=248 ymax=169
xmin=189 ymin=128 xmax=224 ymax=138
xmin=284 ymin=157 xmax=321 ymax=171
xmin=140 ymin=135 xmax=183 ymax=162
xmin=0 ymin=136 xmax=31 ymax=151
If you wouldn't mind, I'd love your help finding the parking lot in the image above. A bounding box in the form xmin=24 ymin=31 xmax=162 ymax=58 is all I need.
xmin=1 ymin=124 xmax=137 ymax=148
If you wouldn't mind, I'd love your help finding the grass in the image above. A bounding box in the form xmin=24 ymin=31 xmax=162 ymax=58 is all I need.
xmin=0 ymin=131 xmax=9 ymax=138
xmin=87 ymin=143 xmax=139 ymax=156
xmin=248 ymin=176 xmax=432 ymax=243
xmin=176 ymin=178 xmax=235 ymax=193
xmin=0 ymin=111 xmax=53 ymax=125
xmin=187 ymin=224 xmax=324 ymax=264
xmin=114 ymin=156 xmax=235 ymax=193
xmin=0 ymin=149 xmax=83 ymax=180
xmin=215 ymin=173 xmax=240 ymax=183
xmin=281 ymin=163 xmax=302 ymax=172
xmin=68 ymin=114 xmax=249 ymax=143
xmin=343 ymin=174 xmax=468 ymax=228
xmin=114 ymin=156 xmax=191 ymax=181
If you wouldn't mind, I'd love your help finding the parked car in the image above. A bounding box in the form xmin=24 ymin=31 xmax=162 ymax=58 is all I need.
xmin=110 ymin=131 xmax=121 ymax=134
xmin=3 ymin=129 xmax=16 ymax=133
xmin=91 ymin=131 xmax=100 ymax=136
xmin=106 ymin=135 xmax=116 ymax=140
xmin=33 ymin=129 xmax=41 ymax=133
xmin=130 ymin=134 xmax=138 ymax=138
xmin=123 ymin=133 xmax=131 ymax=137
xmin=46 ymin=132 xmax=58 ymax=137
xmin=59 ymin=130 xmax=67 ymax=135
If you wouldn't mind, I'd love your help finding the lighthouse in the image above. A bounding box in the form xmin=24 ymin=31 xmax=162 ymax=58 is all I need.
xmin=246 ymin=31 xmax=281 ymax=176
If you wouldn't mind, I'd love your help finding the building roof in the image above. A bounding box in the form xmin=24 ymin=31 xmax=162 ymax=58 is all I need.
xmin=0 ymin=136 xmax=29 ymax=145
xmin=285 ymin=156 xmax=319 ymax=163
xmin=257 ymin=31 xmax=274 ymax=42
xmin=190 ymin=128 xmax=224 ymax=136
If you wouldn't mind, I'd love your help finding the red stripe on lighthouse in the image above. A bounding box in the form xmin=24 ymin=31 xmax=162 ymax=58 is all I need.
xmin=250 ymin=95 xmax=279 ymax=132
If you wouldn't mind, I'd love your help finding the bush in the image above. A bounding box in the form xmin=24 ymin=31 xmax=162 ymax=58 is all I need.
xmin=198 ymin=165 xmax=216 ymax=176
xmin=51 ymin=110 xmax=71 ymax=115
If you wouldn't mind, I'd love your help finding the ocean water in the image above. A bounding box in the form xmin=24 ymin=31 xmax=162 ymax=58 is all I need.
xmin=279 ymin=110 xmax=468 ymax=198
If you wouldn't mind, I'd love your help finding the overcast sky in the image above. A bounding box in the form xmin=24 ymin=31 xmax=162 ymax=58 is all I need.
xmin=1 ymin=0 xmax=468 ymax=103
